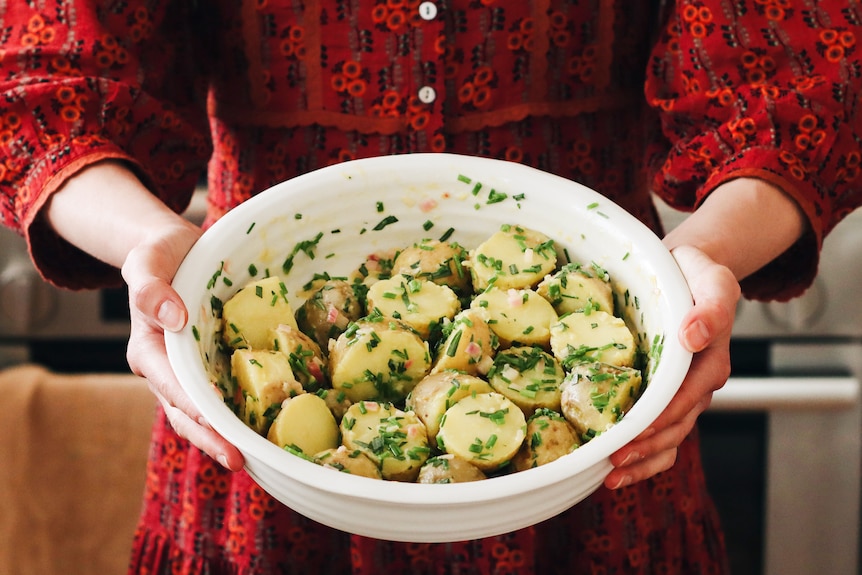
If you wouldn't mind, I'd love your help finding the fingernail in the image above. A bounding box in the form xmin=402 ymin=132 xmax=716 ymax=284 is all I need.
xmin=158 ymin=300 xmax=184 ymax=331
xmin=611 ymin=475 xmax=632 ymax=490
xmin=217 ymin=454 xmax=229 ymax=469
xmin=684 ymin=319 xmax=710 ymax=351
xmin=620 ymin=451 xmax=641 ymax=467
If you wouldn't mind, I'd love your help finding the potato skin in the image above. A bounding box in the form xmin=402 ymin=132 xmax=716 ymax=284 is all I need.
xmin=271 ymin=324 xmax=328 ymax=391
xmin=392 ymin=239 xmax=471 ymax=295
xmin=295 ymin=280 xmax=364 ymax=351
xmin=417 ymin=454 xmax=487 ymax=484
xmin=512 ymin=409 xmax=580 ymax=471
xmin=560 ymin=362 xmax=643 ymax=439
xmin=314 ymin=446 xmax=383 ymax=479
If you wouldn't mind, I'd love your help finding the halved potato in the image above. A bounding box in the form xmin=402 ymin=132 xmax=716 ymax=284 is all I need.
xmin=328 ymin=318 xmax=431 ymax=403
xmin=560 ymin=362 xmax=643 ymax=439
xmin=340 ymin=401 xmax=431 ymax=482
xmin=432 ymin=309 xmax=496 ymax=375
xmin=536 ymin=262 xmax=614 ymax=315
xmin=392 ymin=239 xmax=471 ymax=294
xmin=271 ymin=324 xmax=328 ymax=391
xmin=405 ymin=371 xmax=493 ymax=443
xmin=550 ymin=310 xmax=635 ymax=368
xmin=468 ymin=224 xmax=557 ymax=291
xmin=295 ymin=279 xmax=365 ymax=351
xmin=486 ymin=346 xmax=564 ymax=416
xmin=437 ymin=392 xmax=526 ymax=471
xmin=267 ymin=392 xmax=339 ymax=456
xmin=314 ymin=445 xmax=383 ymax=479
xmin=230 ymin=348 xmax=303 ymax=435
xmin=470 ymin=287 xmax=558 ymax=348
xmin=366 ymin=274 xmax=460 ymax=338
xmin=222 ymin=276 xmax=298 ymax=350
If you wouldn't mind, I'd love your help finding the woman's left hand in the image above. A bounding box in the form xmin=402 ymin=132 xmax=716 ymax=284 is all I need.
xmin=604 ymin=244 xmax=741 ymax=489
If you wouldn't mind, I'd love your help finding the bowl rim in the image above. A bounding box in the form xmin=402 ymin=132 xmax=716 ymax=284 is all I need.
xmin=165 ymin=153 xmax=693 ymax=505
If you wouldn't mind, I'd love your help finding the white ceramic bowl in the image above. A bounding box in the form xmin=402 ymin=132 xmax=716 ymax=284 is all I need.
xmin=166 ymin=153 xmax=692 ymax=542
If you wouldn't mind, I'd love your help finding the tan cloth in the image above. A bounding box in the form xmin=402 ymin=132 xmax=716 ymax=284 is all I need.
xmin=0 ymin=364 xmax=155 ymax=575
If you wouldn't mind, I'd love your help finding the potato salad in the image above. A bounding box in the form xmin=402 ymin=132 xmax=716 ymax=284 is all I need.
xmin=217 ymin=223 xmax=646 ymax=483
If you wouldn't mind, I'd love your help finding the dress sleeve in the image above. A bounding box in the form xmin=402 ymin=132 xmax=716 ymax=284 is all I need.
xmin=645 ymin=1 xmax=862 ymax=301
xmin=0 ymin=2 xmax=212 ymax=289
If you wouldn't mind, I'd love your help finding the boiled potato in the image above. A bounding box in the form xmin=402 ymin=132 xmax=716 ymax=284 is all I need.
xmin=417 ymin=454 xmax=487 ymax=483
xmin=222 ymin=276 xmax=298 ymax=350
xmin=437 ymin=392 xmax=526 ymax=471
xmin=536 ymin=262 xmax=614 ymax=315
xmin=550 ymin=310 xmax=635 ymax=368
xmin=392 ymin=239 xmax=471 ymax=295
xmin=317 ymin=387 xmax=353 ymax=421
xmin=366 ymin=274 xmax=460 ymax=338
xmin=470 ymin=287 xmax=558 ymax=348
xmin=405 ymin=371 xmax=494 ymax=443
xmin=314 ymin=445 xmax=383 ymax=479
xmin=432 ymin=309 xmax=496 ymax=375
xmin=468 ymin=224 xmax=557 ymax=291
xmin=271 ymin=324 xmax=328 ymax=391
xmin=512 ymin=409 xmax=580 ymax=471
xmin=328 ymin=319 xmax=431 ymax=403
xmin=340 ymin=401 xmax=431 ymax=482
xmin=295 ymin=279 xmax=364 ymax=351
xmin=231 ymin=348 xmax=303 ymax=435
xmin=486 ymin=346 xmax=564 ymax=416
xmin=560 ymin=362 xmax=643 ymax=439
xmin=267 ymin=392 xmax=340 ymax=456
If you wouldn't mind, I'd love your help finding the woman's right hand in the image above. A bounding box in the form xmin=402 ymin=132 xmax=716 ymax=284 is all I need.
xmin=122 ymin=222 xmax=245 ymax=471
xmin=45 ymin=160 xmax=244 ymax=471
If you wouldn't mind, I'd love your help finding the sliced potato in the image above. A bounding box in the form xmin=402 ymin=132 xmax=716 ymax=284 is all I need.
xmin=470 ymin=287 xmax=558 ymax=348
xmin=550 ymin=310 xmax=635 ymax=368
xmin=340 ymin=401 xmax=431 ymax=482
xmin=222 ymin=276 xmax=298 ymax=350
xmin=405 ymin=371 xmax=494 ymax=443
xmin=328 ymin=318 xmax=431 ymax=403
xmin=536 ymin=262 xmax=614 ymax=315
xmin=560 ymin=362 xmax=643 ymax=439
xmin=417 ymin=454 xmax=487 ymax=484
xmin=267 ymin=393 xmax=339 ymax=456
xmin=366 ymin=274 xmax=460 ymax=338
xmin=271 ymin=324 xmax=328 ymax=391
xmin=230 ymin=348 xmax=303 ymax=435
xmin=295 ymin=279 xmax=365 ymax=351
xmin=392 ymin=239 xmax=471 ymax=294
xmin=432 ymin=309 xmax=496 ymax=375
xmin=314 ymin=445 xmax=383 ymax=479
xmin=512 ymin=409 xmax=580 ymax=471
xmin=486 ymin=346 xmax=564 ymax=416
xmin=437 ymin=392 xmax=526 ymax=471
xmin=468 ymin=224 xmax=557 ymax=291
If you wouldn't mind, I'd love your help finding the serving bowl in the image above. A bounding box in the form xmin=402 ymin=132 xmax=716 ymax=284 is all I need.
xmin=165 ymin=153 xmax=693 ymax=542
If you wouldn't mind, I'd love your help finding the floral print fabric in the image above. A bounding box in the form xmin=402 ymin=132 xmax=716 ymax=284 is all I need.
xmin=3 ymin=1 xmax=862 ymax=574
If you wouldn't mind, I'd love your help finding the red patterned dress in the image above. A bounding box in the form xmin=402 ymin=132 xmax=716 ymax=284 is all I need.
xmin=2 ymin=1 xmax=862 ymax=573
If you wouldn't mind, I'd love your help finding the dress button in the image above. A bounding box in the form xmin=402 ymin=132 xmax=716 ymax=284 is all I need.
xmin=417 ymin=86 xmax=437 ymax=104
xmin=418 ymin=2 xmax=438 ymax=20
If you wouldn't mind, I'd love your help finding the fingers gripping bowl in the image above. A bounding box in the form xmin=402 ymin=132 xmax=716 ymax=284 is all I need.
xmin=165 ymin=153 xmax=693 ymax=542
